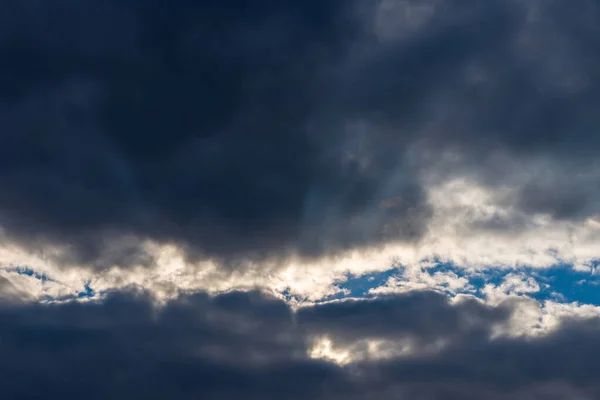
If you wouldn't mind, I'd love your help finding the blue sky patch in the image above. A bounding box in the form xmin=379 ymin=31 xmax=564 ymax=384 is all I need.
xmin=333 ymin=260 xmax=600 ymax=306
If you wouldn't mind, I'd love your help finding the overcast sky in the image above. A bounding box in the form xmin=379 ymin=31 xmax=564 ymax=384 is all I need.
xmin=2 ymin=0 xmax=600 ymax=398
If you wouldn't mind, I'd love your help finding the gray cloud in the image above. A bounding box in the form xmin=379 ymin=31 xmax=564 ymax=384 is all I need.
xmin=297 ymin=291 xmax=511 ymax=345
xmin=0 ymin=275 xmax=31 ymax=302
xmin=353 ymin=0 xmax=600 ymax=221
xmin=0 ymin=0 xmax=432 ymax=269
xmin=2 ymin=0 xmax=599 ymax=269
xmin=0 ymin=289 xmax=599 ymax=399
xmin=2 ymin=2 xmax=600 ymax=397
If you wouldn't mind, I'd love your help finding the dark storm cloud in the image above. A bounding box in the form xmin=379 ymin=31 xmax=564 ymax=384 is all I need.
xmin=2 ymin=0 xmax=600 ymax=268
xmin=297 ymin=291 xmax=511 ymax=345
xmin=0 ymin=0 xmax=431 ymax=268
xmin=0 ymin=289 xmax=600 ymax=399
xmin=356 ymin=316 xmax=600 ymax=399
xmin=356 ymin=0 xmax=600 ymax=154
xmin=345 ymin=0 xmax=600 ymax=221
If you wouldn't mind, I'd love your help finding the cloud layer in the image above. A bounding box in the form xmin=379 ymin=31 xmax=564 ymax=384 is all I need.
xmin=3 ymin=1 xmax=600 ymax=398
xmin=1 ymin=289 xmax=600 ymax=399
xmin=0 ymin=0 xmax=431 ymax=268
xmin=2 ymin=0 xmax=599 ymax=272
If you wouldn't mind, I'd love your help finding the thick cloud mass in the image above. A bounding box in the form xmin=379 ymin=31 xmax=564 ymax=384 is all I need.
xmin=3 ymin=2 xmax=600 ymax=396
xmin=0 ymin=0 xmax=430 ymax=267
xmin=0 ymin=289 xmax=598 ymax=399
xmin=2 ymin=0 xmax=600 ymax=267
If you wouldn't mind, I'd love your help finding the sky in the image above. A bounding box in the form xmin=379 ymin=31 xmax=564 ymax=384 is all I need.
xmin=2 ymin=0 xmax=600 ymax=398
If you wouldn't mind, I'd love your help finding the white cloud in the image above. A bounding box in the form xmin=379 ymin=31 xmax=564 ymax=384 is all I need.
xmin=482 ymin=272 xmax=541 ymax=304
xmin=369 ymin=266 xmax=472 ymax=295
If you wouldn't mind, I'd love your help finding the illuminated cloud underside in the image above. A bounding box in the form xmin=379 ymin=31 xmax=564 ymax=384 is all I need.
xmin=1 ymin=177 xmax=599 ymax=302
